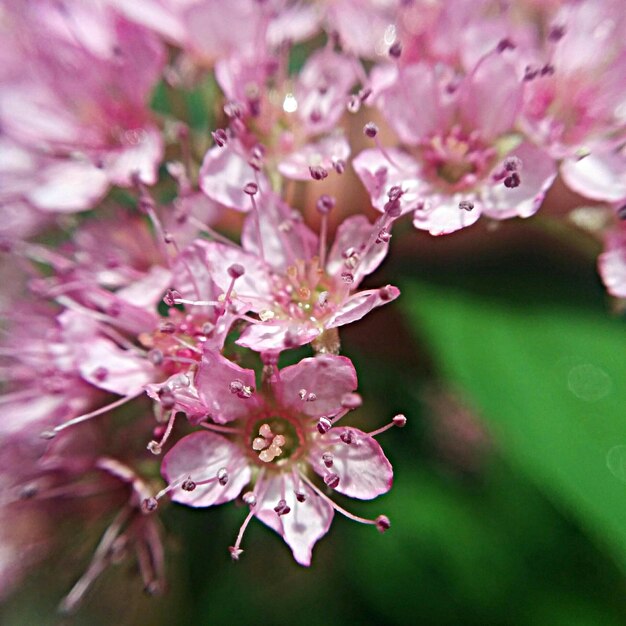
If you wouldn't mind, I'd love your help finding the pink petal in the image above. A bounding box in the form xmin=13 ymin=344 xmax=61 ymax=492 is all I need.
xmin=199 ymin=143 xmax=268 ymax=211
xmin=101 ymin=125 xmax=163 ymax=186
xmin=561 ymin=150 xmax=626 ymax=203
xmin=200 ymin=242 xmax=272 ymax=308
xmin=295 ymin=49 xmax=357 ymax=134
xmin=461 ymin=52 xmax=522 ymax=140
xmin=145 ymin=374 xmax=207 ymax=424
xmin=481 ymin=143 xmax=557 ymax=220
xmin=327 ymin=286 xmax=400 ymax=329
xmin=195 ymin=351 xmax=259 ymax=423
xmin=352 ymin=148 xmax=423 ymax=215
xmin=278 ymin=133 xmax=350 ymax=181
xmin=599 ymin=225 xmax=626 ymax=298
xmin=412 ymin=197 xmax=481 ymax=235
xmin=276 ymin=355 xmax=357 ymax=417
xmin=375 ymin=63 xmax=448 ymax=144
xmin=326 ymin=215 xmax=390 ymax=286
xmin=241 ymin=192 xmax=318 ymax=272
xmin=255 ymin=472 xmax=333 ymax=566
xmin=310 ymin=427 xmax=393 ymax=499
xmin=116 ymin=265 xmax=171 ymax=309
xmin=162 ymin=431 xmax=251 ymax=507
xmin=236 ymin=322 xmax=319 ymax=352
xmin=77 ymin=337 xmax=154 ymax=396
xmin=26 ymin=160 xmax=109 ymax=212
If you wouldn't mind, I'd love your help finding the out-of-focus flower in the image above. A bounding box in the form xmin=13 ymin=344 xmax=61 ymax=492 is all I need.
xmin=154 ymin=352 xmax=396 ymax=565
xmin=355 ymin=51 xmax=557 ymax=235
xmin=0 ymin=0 xmax=166 ymax=213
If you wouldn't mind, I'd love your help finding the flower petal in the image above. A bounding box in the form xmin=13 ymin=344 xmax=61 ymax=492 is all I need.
xmin=162 ymin=431 xmax=250 ymax=507
xmin=310 ymin=427 xmax=393 ymax=500
xmin=326 ymin=287 xmax=400 ymax=329
xmin=255 ymin=472 xmax=333 ymax=566
xmin=195 ymin=351 xmax=259 ymax=423
xmin=276 ymin=355 xmax=357 ymax=417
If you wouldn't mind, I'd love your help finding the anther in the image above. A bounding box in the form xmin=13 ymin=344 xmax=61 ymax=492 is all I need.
xmin=141 ymin=497 xmax=158 ymax=514
xmin=341 ymin=272 xmax=354 ymax=284
xmin=317 ymin=416 xmax=332 ymax=434
xmin=496 ymin=38 xmax=515 ymax=52
xmin=333 ymin=159 xmax=346 ymax=174
xmin=217 ymin=468 xmax=229 ymax=486
xmin=389 ymin=41 xmax=402 ymax=58
xmin=379 ymin=285 xmax=396 ymax=301
xmin=541 ymin=63 xmax=555 ymax=76
xmin=322 ymin=452 xmax=334 ymax=468
xmin=375 ymin=514 xmax=391 ymax=533
xmin=504 ymin=156 xmax=522 ymax=171
xmin=147 ymin=441 xmax=162 ymax=455
xmin=229 ymin=546 xmax=243 ymax=560
xmin=274 ymin=499 xmax=291 ymax=516
xmin=157 ymin=388 xmax=176 ymax=410
xmin=388 ymin=186 xmax=404 ymax=201
xmin=159 ymin=321 xmax=176 ymax=334
xmin=309 ymin=165 xmax=328 ymax=181
xmin=359 ymin=88 xmax=372 ymax=102
xmin=504 ymin=172 xmax=521 ymax=188
xmin=295 ymin=491 xmax=307 ymax=503
xmin=242 ymin=491 xmax=257 ymax=507
xmin=393 ymin=414 xmax=407 ymax=427
xmin=364 ymin=122 xmax=378 ymax=138
xmin=384 ymin=199 xmax=402 ymax=217
xmin=548 ymin=25 xmax=565 ymax=42
xmin=340 ymin=430 xmax=355 ymax=444
xmin=148 ymin=349 xmax=164 ymax=366
xmin=163 ymin=289 xmax=182 ymax=307
xmin=307 ymin=393 xmax=317 ymax=402
xmin=243 ymin=182 xmax=258 ymax=196
xmin=347 ymin=94 xmax=360 ymax=113
xmin=93 ymin=367 xmax=108 ymax=382
xmin=181 ymin=478 xmax=196 ymax=491
xmin=324 ymin=473 xmax=340 ymax=489
xmin=617 ymin=205 xmax=626 ymax=220
xmin=212 ymin=128 xmax=228 ymax=147
xmin=317 ymin=194 xmax=336 ymax=214
xmin=227 ymin=263 xmax=245 ymax=279
xmin=459 ymin=200 xmax=474 ymax=211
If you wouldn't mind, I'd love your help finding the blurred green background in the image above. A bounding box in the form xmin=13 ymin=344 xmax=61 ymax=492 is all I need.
xmin=3 ymin=217 xmax=626 ymax=626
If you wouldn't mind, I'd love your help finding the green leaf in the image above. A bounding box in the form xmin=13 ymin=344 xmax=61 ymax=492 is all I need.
xmin=402 ymin=281 xmax=626 ymax=569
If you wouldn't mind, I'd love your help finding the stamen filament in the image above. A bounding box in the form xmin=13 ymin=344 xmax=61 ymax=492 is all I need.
xmin=299 ymin=473 xmax=378 ymax=526
xmin=45 ymin=391 xmax=144 ymax=437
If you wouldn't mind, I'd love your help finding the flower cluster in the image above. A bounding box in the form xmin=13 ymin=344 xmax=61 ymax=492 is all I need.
xmin=1 ymin=0 xmax=624 ymax=614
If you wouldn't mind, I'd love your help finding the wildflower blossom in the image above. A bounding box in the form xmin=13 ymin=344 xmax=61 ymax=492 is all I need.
xmin=155 ymin=352 xmax=396 ymax=565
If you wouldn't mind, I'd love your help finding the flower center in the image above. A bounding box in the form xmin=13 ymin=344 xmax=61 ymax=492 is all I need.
xmin=138 ymin=310 xmax=212 ymax=375
xmin=266 ymin=257 xmax=335 ymax=324
xmin=421 ymin=128 xmax=496 ymax=190
xmin=249 ymin=417 xmax=302 ymax=465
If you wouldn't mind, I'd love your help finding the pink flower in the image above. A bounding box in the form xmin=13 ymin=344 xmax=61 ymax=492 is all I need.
xmin=156 ymin=352 xmax=396 ymax=565
xmin=355 ymin=51 xmax=557 ymax=235
xmin=0 ymin=1 xmax=165 ymax=210
xmin=170 ymin=190 xmax=399 ymax=352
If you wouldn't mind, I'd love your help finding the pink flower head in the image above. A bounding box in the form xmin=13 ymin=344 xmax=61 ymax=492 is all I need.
xmin=355 ymin=52 xmax=557 ymax=235
xmin=0 ymin=0 xmax=165 ymax=210
xmin=157 ymin=352 xmax=395 ymax=565
xmin=521 ymin=0 xmax=626 ymax=161
xmin=170 ymin=190 xmax=399 ymax=352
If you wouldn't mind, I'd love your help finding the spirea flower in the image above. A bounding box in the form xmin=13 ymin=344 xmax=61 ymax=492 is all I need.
xmin=152 ymin=352 xmax=397 ymax=565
